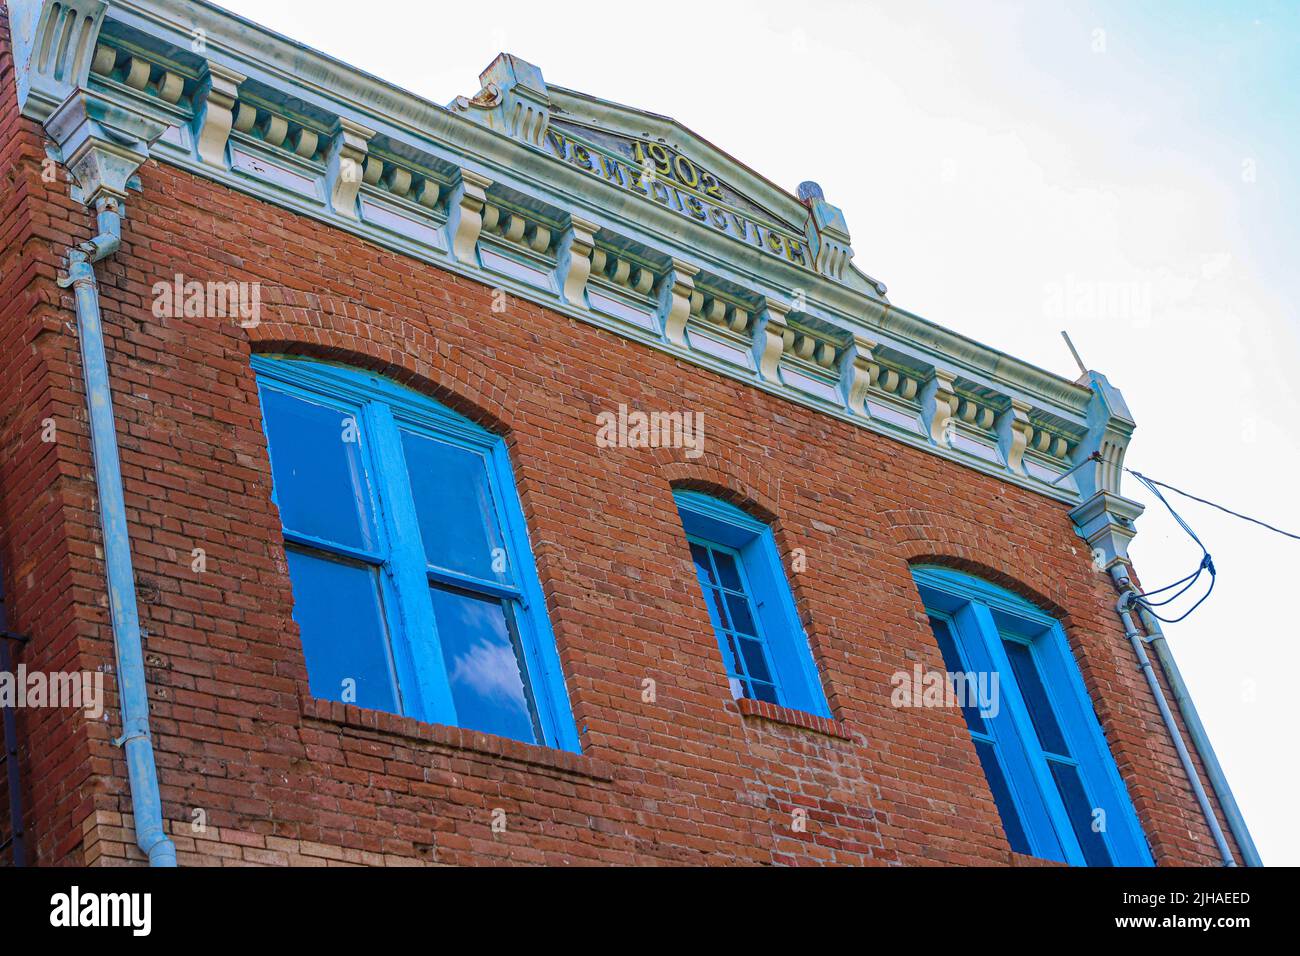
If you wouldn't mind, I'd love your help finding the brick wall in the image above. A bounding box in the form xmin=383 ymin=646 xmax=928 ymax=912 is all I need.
xmin=0 ymin=6 xmax=1242 ymax=867
xmin=0 ymin=5 xmax=108 ymax=867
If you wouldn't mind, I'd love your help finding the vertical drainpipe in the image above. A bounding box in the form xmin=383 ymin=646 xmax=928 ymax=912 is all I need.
xmin=1133 ymin=601 xmax=1263 ymax=866
xmin=1070 ymin=370 xmax=1254 ymax=866
xmin=15 ymin=0 xmax=176 ymax=866
xmin=1110 ymin=569 xmax=1235 ymax=866
xmin=58 ymin=198 xmax=177 ymax=868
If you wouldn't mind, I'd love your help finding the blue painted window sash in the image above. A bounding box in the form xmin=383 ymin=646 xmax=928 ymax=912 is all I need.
xmin=912 ymin=566 xmax=1153 ymax=866
xmin=926 ymin=607 xmax=1043 ymax=857
xmin=253 ymin=355 xmax=580 ymax=752
xmin=686 ymin=534 xmax=782 ymax=703
xmin=674 ymin=490 xmax=830 ymax=717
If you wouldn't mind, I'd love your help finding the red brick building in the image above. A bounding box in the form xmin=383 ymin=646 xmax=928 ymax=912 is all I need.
xmin=0 ymin=0 xmax=1258 ymax=867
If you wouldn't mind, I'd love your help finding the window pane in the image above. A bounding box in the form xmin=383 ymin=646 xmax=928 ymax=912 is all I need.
xmin=1002 ymin=639 xmax=1069 ymax=756
xmin=724 ymin=592 xmax=758 ymax=636
xmin=927 ymin=615 xmax=963 ymax=671
xmin=689 ymin=543 xmax=715 ymax=585
xmin=684 ymin=536 xmax=800 ymax=710
xmin=698 ymin=584 xmax=728 ymax=637
xmin=400 ymin=430 xmax=507 ymax=583
xmin=1049 ymin=760 xmax=1113 ymax=866
xmin=972 ymin=739 xmax=1033 ymax=856
xmin=286 ymin=549 xmax=399 ymax=713
xmin=712 ymin=550 xmax=743 ymax=591
xmin=261 ymin=388 xmax=376 ymax=551
xmin=927 ymin=615 xmax=988 ymax=735
xmin=712 ymin=586 xmax=734 ymax=630
xmin=429 ymin=584 xmax=539 ymax=744
xmin=718 ymin=629 xmax=742 ymax=676
xmin=738 ymin=637 xmax=773 ymax=684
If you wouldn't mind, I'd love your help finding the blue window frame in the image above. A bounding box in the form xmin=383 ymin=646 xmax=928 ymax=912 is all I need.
xmin=253 ymin=355 xmax=579 ymax=752
xmin=674 ymin=490 xmax=829 ymax=717
xmin=912 ymin=566 xmax=1152 ymax=866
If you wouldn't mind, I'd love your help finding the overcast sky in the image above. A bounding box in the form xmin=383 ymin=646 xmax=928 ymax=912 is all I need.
xmin=212 ymin=0 xmax=1299 ymax=864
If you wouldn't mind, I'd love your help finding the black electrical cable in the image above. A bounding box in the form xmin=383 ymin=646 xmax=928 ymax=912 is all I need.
xmin=1124 ymin=469 xmax=1216 ymax=623
xmin=1131 ymin=471 xmax=1208 ymax=552
xmin=1127 ymin=469 xmax=1300 ymax=543
xmin=1139 ymin=561 xmax=1208 ymax=607
xmin=1133 ymin=564 xmax=1202 ymax=600
xmin=1111 ymin=465 xmax=1295 ymax=622
xmin=1144 ymin=572 xmax=1216 ymax=624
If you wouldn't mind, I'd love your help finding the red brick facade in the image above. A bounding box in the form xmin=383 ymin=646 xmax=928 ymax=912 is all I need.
xmin=0 ymin=9 xmax=1244 ymax=867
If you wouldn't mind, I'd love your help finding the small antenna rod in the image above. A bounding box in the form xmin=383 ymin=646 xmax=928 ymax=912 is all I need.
xmin=1061 ymin=330 xmax=1088 ymax=378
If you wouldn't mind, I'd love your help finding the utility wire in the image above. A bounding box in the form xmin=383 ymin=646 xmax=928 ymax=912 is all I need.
xmin=1126 ymin=469 xmax=1300 ymax=543
xmin=1121 ymin=464 xmax=1299 ymax=623
xmin=1125 ymin=469 xmax=1216 ymax=623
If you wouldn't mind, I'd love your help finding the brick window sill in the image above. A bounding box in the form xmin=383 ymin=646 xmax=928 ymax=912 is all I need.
xmin=299 ymin=696 xmax=614 ymax=782
xmin=733 ymin=698 xmax=855 ymax=741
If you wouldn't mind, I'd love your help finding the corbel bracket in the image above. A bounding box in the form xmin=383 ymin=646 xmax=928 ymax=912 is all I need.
xmin=660 ymin=259 xmax=700 ymax=347
xmin=839 ymin=334 xmax=877 ymax=417
xmin=556 ymin=216 xmax=599 ymax=307
xmin=752 ymin=298 xmax=791 ymax=382
xmin=921 ymin=369 xmax=960 ymax=447
xmin=44 ymin=89 xmax=167 ymax=206
xmin=1070 ymin=491 xmax=1145 ymax=570
xmin=997 ymin=399 xmax=1034 ymax=475
xmin=194 ymin=62 xmax=246 ymax=167
xmin=328 ymin=118 xmax=376 ymax=220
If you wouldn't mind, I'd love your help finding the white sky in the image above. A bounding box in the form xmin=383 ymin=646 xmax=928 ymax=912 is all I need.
xmin=210 ymin=0 xmax=1299 ymax=864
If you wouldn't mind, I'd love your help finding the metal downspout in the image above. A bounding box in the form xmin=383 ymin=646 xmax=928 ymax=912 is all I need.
xmin=1133 ymin=601 xmax=1262 ymax=866
xmin=1110 ymin=568 xmax=1234 ymax=866
xmin=58 ymin=196 xmax=177 ymax=867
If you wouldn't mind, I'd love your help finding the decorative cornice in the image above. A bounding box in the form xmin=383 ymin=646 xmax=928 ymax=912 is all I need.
xmin=8 ymin=0 xmax=1143 ymax=506
xmin=43 ymin=87 xmax=166 ymax=203
xmin=922 ymin=369 xmax=960 ymax=448
xmin=11 ymin=0 xmax=108 ymax=121
xmin=556 ymin=216 xmax=598 ymax=307
xmin=1070 ymin=490 xmax=1145 ymax=570
xmin=838 ymin=335 xmax=877 ymax=417
xmin=998 ymin=399 xmax=1034 ymax=477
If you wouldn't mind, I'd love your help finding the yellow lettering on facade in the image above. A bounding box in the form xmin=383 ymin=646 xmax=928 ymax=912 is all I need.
xmin=549 ymin=129 xmax=813 ymax=271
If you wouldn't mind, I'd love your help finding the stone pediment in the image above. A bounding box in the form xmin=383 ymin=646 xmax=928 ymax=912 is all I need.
xmin=450 ymin=54 xmax=879 ymax=298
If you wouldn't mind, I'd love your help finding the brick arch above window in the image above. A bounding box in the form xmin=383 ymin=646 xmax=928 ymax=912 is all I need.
xmin=876 ymin=506 xmax=1081 ymax=622
xmin=904 ymin=553 xmax=1071 ymax=623
xmin=244 ymin=306 xmax=515 ymax=438
xmin=658 ymin=459 xmax=782 ymax=528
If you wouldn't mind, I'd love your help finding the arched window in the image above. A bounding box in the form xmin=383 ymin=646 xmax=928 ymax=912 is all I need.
xmin=674 ymin=490 xmax=829 ymax=717
xmin=912 ymin=566 xmax=1152 ymax=865
xmin=253 ymin=355 xmax=578 ymax=751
